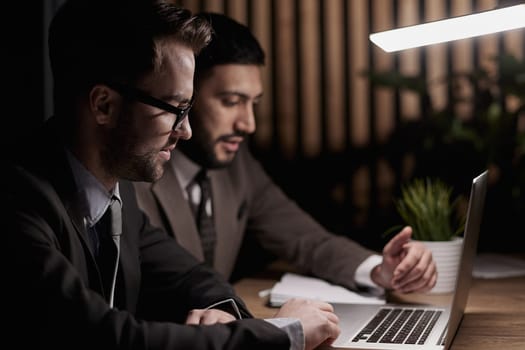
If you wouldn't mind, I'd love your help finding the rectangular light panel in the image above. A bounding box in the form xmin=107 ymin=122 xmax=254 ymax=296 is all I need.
xmin=370 ymin=4 xmax=525 ymax=52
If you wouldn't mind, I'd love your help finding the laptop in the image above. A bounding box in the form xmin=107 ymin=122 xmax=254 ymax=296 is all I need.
xmin=331 ymin=170 xmax=488 ymax=350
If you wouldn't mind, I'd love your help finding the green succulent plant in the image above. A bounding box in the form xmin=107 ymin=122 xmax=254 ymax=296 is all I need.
xmin=387 ymin=177 xmax=466 ymax=241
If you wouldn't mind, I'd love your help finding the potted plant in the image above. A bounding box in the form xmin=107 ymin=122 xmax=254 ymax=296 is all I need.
xmin=392 ymin=177 xmax=466 ymax=241
xmin=387 ymin=177 xmax=467 ymax=293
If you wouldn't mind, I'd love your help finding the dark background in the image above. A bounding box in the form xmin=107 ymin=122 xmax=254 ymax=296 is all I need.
xmin=4 ymin=3 xmax=45 ymax=150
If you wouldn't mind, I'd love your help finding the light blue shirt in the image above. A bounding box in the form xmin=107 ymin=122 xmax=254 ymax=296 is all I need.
xmin=66 ymin=150 xmax=121 ymax=230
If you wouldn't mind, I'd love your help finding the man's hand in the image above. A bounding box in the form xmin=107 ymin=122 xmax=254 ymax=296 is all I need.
xmin=372 ymin=226 xmax=437 ymax=293
xmin=185 ymin=308 xmax=236 ymax=325
xmin=274 ymin=298 xmax=341 ymax=350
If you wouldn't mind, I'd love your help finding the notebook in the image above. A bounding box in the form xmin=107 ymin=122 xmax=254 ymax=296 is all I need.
xmin=268 ymin=272 xmax=385 ymax=307
xmin=331 ymin=170 xmax=488 ymax=350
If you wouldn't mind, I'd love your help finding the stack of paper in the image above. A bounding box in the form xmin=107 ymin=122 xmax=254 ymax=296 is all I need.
xmin=268 ymin=273 xmax=386 ymax=307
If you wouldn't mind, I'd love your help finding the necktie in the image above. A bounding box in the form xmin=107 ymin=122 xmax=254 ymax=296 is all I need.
xmin=94 ymin=196 xmax=122 ymax=308
xmin=187 ymin=170 xmax=216 ymax=266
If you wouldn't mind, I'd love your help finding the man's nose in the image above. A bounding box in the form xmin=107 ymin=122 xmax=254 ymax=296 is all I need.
xmin=235 ymin=105 xmax=256 ymax=134
xmin=173 ymin=117 xmax=192 ymax=140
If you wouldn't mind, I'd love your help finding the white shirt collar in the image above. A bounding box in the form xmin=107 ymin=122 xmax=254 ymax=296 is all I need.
xmin=170 ymin=149 xmax=202 ymax=198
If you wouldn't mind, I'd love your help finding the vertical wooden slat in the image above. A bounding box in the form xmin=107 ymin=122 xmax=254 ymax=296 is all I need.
xmin=425 ymin=0 xmax=448 ymax=111
xmin=477 ymin=0 xmax=499 ymax=78
xmin=371 ymin=0 xmax=396 ymax=210
xmin=372 ymin=0 xmax=395 ymax=144
xmin=201 ymin=0 xmax=224 ymax=13
xmin=352 ymin=166 xmax=371 ymax=227
xmin=451 ymin=0 xmax=474 ymax=119
xmin=398 ymin=0 xmax=421 ymax=121
xmin=349 ymin=0 xmax=371 ymax=223
xmin=251 ymin=0 xmax=274 ymax=150
xmin=377 ymin=158 xmax=396 ymax=207
xmin=349 ymin=0 xmax=370 ymax=147
xmin=274 ymin=0 xmax=297 ymax=158
xmin=298 ymin=0 xmax=321 ymax=157
xmin=342 ymin=0 xmax=352 ymax=151
xmin=226 ymin=0 xmax=246 ymax=23
xmin=179 ymin=0 xmax=201 ymax=13
xmin=323 ymin=0 xmax=346 ymax=152
xmin=504 ymin=29 xmax=524 ymax=111
xmin=503 ymin=29 xmax=524 ymax=60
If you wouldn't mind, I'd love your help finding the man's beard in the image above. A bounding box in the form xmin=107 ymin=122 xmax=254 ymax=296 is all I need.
xmin=101 ymin=119 xmax=164 ymax=183
xmin=179 ymin=136 xmax=231 ymax=169
xmin=113 ymin=149 xmax=162 ymax=182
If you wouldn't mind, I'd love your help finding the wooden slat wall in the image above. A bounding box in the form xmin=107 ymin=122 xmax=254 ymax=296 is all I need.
xmin=177 ymin=0 xmax=524 ymax=247
xmin=299 ymin=0 xmax=322 ymax=157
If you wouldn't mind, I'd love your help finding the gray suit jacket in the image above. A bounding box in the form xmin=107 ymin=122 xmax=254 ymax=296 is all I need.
xmin=134 ymin=145 xmax=377 ymax=290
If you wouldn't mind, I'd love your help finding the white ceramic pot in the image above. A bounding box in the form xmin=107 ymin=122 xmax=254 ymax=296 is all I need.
xmin=421 ymin=237 xmax=464 ymax=294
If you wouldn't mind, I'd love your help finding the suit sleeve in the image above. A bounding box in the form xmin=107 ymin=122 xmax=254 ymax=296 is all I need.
xmin=4 ymin=167 xmax=290 ymax=350
xmin=238 ymin=147 xmax=378 ymax=290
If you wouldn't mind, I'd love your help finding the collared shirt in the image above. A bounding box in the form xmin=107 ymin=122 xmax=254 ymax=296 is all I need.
xmin=355 ymin=255 xmax=385 ymax=294
xmin=171 ymin=149 xmax=200 ymax=200
xmin=66 ymin=150 xmax=121 ymax=231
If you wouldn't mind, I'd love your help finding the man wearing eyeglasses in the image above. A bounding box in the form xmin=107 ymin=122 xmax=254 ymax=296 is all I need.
xmin=134 ymin=12 xmax=438 ymax=296
xmin=4 ymin=1 xmax=341 ymax=349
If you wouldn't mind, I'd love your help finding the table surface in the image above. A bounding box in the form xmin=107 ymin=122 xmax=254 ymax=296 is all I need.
xmin=234 ymin=264 xmax=525 ymax=350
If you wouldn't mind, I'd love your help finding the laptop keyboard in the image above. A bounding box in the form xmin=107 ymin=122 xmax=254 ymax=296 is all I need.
xmin=351 ymin=307 xmax=443 ymax=345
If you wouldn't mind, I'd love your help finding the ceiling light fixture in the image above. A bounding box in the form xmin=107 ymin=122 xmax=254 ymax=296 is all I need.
xmin=370 ymin=3 xmax=525 ymax=52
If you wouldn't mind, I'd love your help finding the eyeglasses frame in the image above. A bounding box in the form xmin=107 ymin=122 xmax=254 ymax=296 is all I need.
xmin=105 ymin=82 xmax=193 ymax=131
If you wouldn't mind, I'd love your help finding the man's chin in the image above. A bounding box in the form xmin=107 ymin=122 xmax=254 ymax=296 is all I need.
xmin=140 ymin=158 xmax=166 ymax=183
xmin=209 ymin=152 xmax=236 ymax=169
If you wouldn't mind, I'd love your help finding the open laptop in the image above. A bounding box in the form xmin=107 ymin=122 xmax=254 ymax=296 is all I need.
xmin=331 ymin=170 xmax=488 ymax=350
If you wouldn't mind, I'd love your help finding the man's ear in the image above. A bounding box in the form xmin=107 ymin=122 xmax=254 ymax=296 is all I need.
xmin=90 ymin=85 xmax=117 ymax=126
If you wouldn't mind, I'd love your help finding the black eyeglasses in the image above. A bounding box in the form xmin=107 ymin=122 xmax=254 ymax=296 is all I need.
xmin=105 ymin=82 xmax=193 ymax=131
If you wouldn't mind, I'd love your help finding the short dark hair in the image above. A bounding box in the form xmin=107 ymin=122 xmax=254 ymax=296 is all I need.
xmin=49 ymin=0 xmax=212 ymax=118
xmin=194 ymin=12 xmax=265 ymax=81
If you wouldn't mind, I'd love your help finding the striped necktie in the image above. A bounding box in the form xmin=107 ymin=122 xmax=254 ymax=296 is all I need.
xmin=187 ymin=170 xmax=216 ymax=266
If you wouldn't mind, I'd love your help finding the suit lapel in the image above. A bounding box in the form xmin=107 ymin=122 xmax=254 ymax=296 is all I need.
xmin=151 ymin=165 xmax=204 ymax=261
xmin=209 ymin=170 xmax=244 ymax=277
xmin=41 ymin=125 xmax=95 ymax=260
xmin=39 ymin=125 xmax=102 ymax=292
xmin=66 ymin=198 xmax=96 ymax=256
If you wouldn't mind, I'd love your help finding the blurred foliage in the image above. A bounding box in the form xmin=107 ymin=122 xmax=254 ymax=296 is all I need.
xmin=367 ymin=53 xmax=525 ymax=250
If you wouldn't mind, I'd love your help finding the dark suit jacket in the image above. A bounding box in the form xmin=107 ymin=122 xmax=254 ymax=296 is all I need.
xmin=134 ymin=145 xmax=376 ymax=289
xmin=3 ymin=118 xmax=290 ymax=350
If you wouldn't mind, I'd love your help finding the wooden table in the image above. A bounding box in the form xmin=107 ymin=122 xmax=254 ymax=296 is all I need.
xmin=234 ymin=272 xmax=525 ymax=349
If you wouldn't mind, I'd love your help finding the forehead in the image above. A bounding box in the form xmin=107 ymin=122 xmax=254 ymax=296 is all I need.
xmin=140 ymin=41 xmax=196 ymax=93
xmin=200 ymin=64 xmax=263 ymax=96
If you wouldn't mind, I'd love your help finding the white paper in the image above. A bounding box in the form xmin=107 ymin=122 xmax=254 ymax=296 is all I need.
xmin=472 ymin=253 xmax=525 ymax=278
xmin=267 ymin=273 xmax=386 ymax=307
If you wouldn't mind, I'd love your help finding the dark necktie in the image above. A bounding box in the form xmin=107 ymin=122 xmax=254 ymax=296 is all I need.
xmin=93 ymin=196 xmax=122 ymax=308
xmin=187 ymin=170 xmax=216 ymax=266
